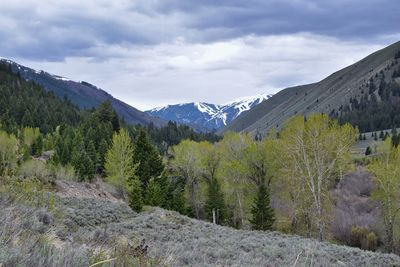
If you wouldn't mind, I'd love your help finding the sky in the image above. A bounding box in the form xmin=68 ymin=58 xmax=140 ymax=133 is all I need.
xmin=0 ymin=0 xmax=399 ymax=111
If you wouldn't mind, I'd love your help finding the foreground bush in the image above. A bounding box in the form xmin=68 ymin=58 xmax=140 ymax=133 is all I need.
xmin=350 ymin=226 xmax=378 ymax=251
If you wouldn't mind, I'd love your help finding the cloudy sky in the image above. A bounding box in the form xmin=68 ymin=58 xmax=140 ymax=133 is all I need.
xmin=0 ymin=0 xmax=399 ymax=110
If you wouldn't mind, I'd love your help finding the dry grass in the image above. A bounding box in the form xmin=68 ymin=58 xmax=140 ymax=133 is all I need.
xmin=1 ymin=176 xmax=400 ymax=266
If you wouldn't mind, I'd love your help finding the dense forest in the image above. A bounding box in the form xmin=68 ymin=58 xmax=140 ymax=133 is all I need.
xmin=335 ymin=55 xmax=400 ymax=132
xmin=0 ymin=63 xmax=81 ymax=134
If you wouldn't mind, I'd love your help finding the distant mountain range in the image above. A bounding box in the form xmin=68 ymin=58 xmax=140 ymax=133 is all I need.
xmin=146 ymin=94 xmax=272 ymax=131
xmin=0 ymin=58 xmax=165 ymax=127
xmin=222 ymin=41 xmax=400 ymax=135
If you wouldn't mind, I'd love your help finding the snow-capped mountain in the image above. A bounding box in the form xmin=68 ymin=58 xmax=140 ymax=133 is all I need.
xmin=146 ymin=94 xmax=273 ymax=131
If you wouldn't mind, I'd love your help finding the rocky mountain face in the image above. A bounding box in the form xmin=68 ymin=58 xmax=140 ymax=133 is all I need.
xmin=146 ymin=94 xmax=272 ymax=131
xmin=0 ymin=58 xmax=165 ymax=126
xmin=222 ymin=41 xmax=400 ymax=135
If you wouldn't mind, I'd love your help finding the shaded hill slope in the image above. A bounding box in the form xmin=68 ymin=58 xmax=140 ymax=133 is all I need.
xmin=223 ymin=41 xmax=400 ymax=135
xmin=0 ymin=62 xmax=81 ymax=133
xmin=0 ymin=58 xmax=165 ymax=126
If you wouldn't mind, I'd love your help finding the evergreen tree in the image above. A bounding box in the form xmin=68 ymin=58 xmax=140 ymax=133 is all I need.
xmin=98 ymin=139 xmax=109 ymax=173
xmin=127 ymin=175 xmax=143 ymax=212
xmin=392 ymin=134 xmax=400 ymax=148
xmin=379 ymin=131 xmax=384 ymax=140
xmin=158 ymin=172 xmax=186 ymax=214
xmin=32 ymin=134 xmax=43 ymax=156
xmin=365 ymin=146 xmax=372 ymax=156
xmin=204 ymin=178 xmax=226 ymax=225
xmin=71 ymin=147 xmax=93 ymax=181
xmin=144 ymin=177 xmax=163 ymax=206
xmin=133 ymin=129 xmax=164 ymax=191
xmin=250 ymin=181 xmax=275 ymax=231
xmin=384 ymin=132 xmax=390 ymax=141
xmin=86 ymin=140 xmax=97 ymax=173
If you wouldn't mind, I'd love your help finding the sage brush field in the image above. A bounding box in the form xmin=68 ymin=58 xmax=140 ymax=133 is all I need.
xmin=1 ymin=186 xmax=399 ymax=267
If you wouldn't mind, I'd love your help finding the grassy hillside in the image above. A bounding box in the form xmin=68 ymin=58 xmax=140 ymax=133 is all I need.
xmin=222 ymin=41 xmax=400 ymax=135
xmin=1 ymin=178 xmax=399 ymax=267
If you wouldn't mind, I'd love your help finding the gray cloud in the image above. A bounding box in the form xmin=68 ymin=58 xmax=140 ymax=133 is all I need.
xmin=1 ymin=0 xmax=399 ymax=110
xmin=0 ymin=0 xmax=399 ymax=60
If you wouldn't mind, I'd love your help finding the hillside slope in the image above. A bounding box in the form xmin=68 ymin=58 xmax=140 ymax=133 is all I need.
xmin=223 ymin=41 xmax=400 ymax=135
xmin=0 ymin=62 xmax=81 ymax=133
xmin=2 ymin=180 xmax=400 ymax=266
xmin=147 ymin=94 xmax=272 ymax=131
xmin=0 ymin=58 xmax=165 ymax=126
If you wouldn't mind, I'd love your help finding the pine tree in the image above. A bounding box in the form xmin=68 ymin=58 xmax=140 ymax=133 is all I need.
xmin=379 ymin=131 xmax=384 ymax=140
xmin=365 ymin=146 xmax=372 ymax=156
xmin=86 ymin=140 xmax=97 ymax=173
xmin=392 ymin=134 xmax=400 ymax=148
xmin=128 ymin=174 xmax=143 ymax=212
xmin=144 ymin=177 xmax=163 ymax=206
xmin=133 ymin=129 xmax=164 ymax=191
xmin=250 ymin=182 xmax=275 ymax=231
xmin=204 ymin=178 xmax=226 ymax=225
xmin=32 ymin=134 xmax=43 ymax=156
xmin=157 ymin=171 xmax=186 ymax=214
xmin=98 ymin=139 xmax=109 ymax=173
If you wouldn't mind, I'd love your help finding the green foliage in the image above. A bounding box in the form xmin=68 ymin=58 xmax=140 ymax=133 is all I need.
xmin=32 ymin=134 xmax=44 ymax=156
xmin=144 ymin=177 xmax=163 ymax=207
xmin=204 ymin=178 xmax=227 ymax=224
xmin=158 ymin=172 xmax=187 ymax=214
xmin=337 ymin=77 xmax=400 ymax=132
xmin=0 ymin=130 xmax=18 ymax=175
xmin=105 ymin=129 xmax=136 ymax=193
xmin=365 ymin=146 xmax=372 ymax=156
xmin=128 ymin=176 xmax=143 ymax=212
xmin=277 ymin=114 xmax=357 ymax=240
xmin=142 ymin=121 xmax=221 ymax=154
xmin=0 ymin=176 xmax=55 ymax=210
xmin=52 ymin=102 xmax=116 ymax=179
xmin=18 ymin=160 xmax=52 ymax=184
xmin=368 ymin=140 xmax=400 ymax=252
xmin=0 ymin=62 xmax=81 ymax=134
xmin=392 ymin=132 xmax=400 ymax=148
xmin=350 ymin=226 xmax=378 ymax=251
xmin=71 ymin=132 xmax=94 ymax=181
xmin=250 ymin=181 xmax=275 ymax=231
xmin=133 ymin=129 xmax=164 ymax=191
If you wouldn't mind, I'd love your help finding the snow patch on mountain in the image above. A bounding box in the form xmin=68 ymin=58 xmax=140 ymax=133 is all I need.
xmin=146 ymin=93 xmax=273 ymax=131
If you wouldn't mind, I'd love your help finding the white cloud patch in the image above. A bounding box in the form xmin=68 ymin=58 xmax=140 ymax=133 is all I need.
xmin=16 ymin=33 xmax=388 ymax=110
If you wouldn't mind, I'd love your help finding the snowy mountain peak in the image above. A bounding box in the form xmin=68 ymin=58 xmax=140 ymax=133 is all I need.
xmin=146 ymin=93 xmax=272 ymax=131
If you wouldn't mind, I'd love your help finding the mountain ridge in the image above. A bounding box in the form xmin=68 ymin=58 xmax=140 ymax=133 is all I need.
xmin=222 ymin=41 xmax=400 ymax=135
xmin=146 ymin=93 xmax=273 ymax=131
xmin=0 ymin=58 xmax=165 ymax=127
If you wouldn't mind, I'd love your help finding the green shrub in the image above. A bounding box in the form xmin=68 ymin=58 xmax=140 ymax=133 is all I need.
xmin=51 ymin=164 xmax=78 ymax=181
xmin=0 ymin=176 xmax=55 ymax=210
xmin=350 ymin=226 xmax=378 ymax=251
xmin=365 ymin=146 xmax=372 ymax=156
xmin=18 ymin=160 xmax=52 ymax=183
